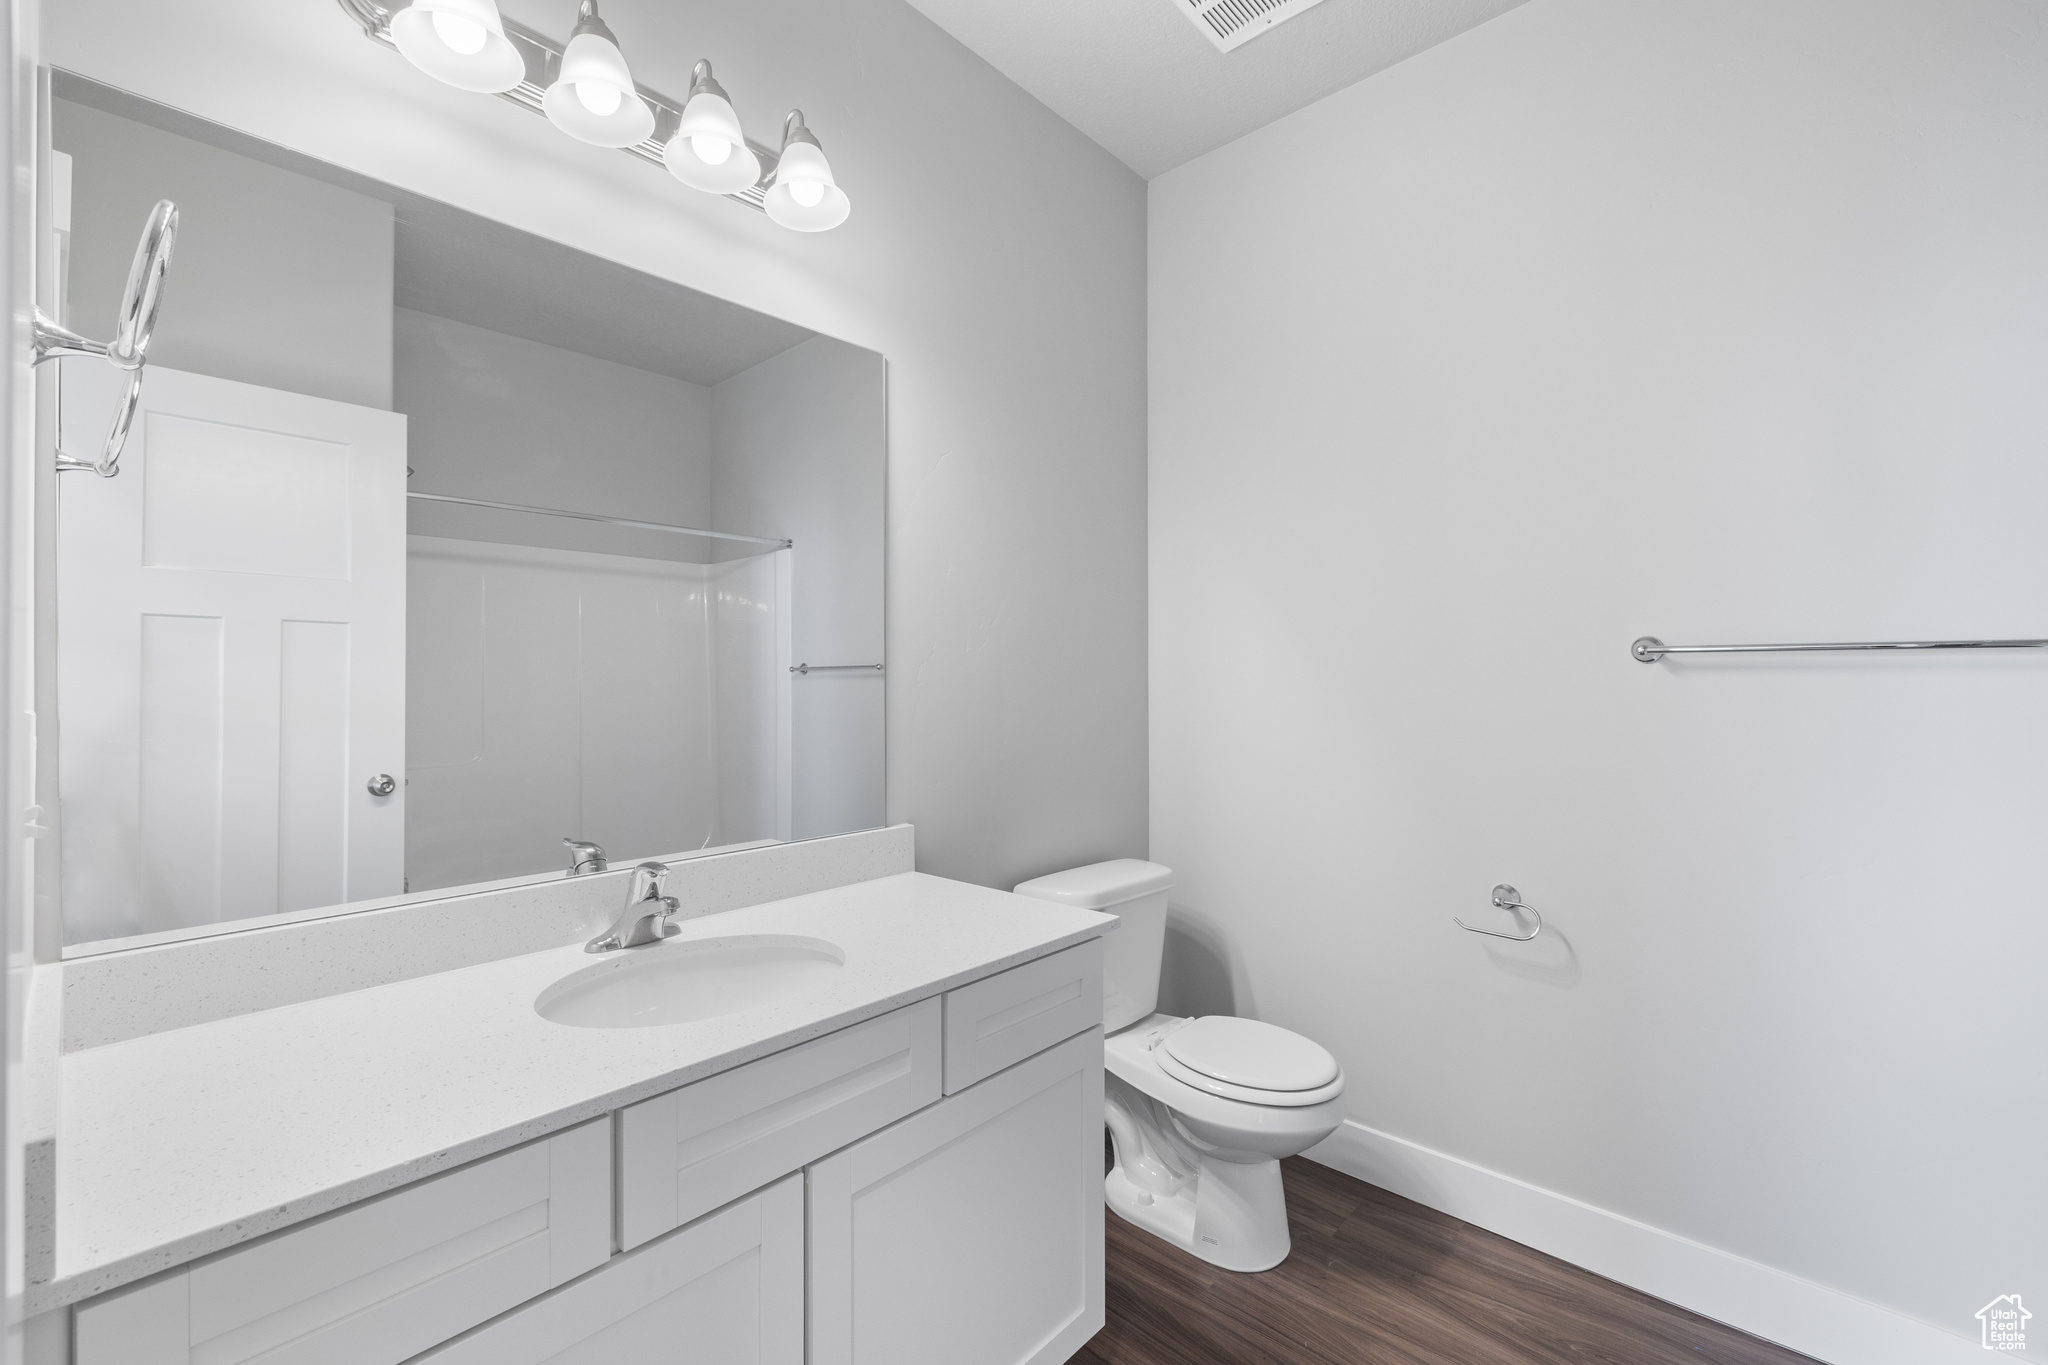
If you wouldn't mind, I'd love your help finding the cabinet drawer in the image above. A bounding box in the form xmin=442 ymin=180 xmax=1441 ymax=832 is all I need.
xmin=416 ymin=1172 xmax=802 ymax=1365
xmin=74 ymin=1120 xmax=610 ymax=1365
xmin=617 ymin=998 xmax=941 ymax=1251
xmin=942 ymin=940 xmax=1103 ymax=1094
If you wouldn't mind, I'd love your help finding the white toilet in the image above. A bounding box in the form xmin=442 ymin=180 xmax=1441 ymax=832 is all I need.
xmin=1014 ymin=860 xmax=1345 ymax=1273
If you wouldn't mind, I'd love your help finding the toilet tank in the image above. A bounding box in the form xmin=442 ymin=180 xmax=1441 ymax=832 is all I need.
xmin=1013 ymin=859 xmax=1175 ymax=1032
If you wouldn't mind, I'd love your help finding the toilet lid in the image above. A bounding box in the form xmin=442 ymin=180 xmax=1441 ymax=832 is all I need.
xmin=1161 ymin=1016 xmax=1340 ymax=1093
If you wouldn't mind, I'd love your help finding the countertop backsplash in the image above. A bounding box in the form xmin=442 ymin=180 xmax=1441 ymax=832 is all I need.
xmin=59 ymin=824 xmax=916 ymax=1052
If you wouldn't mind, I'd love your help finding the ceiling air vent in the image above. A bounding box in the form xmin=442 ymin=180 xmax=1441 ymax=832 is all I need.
xmin=1174 ymin=0 xmax=1329 ymax=53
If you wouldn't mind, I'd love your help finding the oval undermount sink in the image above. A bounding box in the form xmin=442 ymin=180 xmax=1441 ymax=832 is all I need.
xmin=536 ymin=935 xmax=846 ymax=1029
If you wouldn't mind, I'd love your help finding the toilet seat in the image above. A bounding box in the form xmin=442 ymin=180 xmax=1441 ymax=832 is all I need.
xmin=1154 ymin=1016 xmax=1345 ymax=1108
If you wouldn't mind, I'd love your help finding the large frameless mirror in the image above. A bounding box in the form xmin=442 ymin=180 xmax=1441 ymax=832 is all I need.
xmin=43 ymin=74 xmax=886 ymax=954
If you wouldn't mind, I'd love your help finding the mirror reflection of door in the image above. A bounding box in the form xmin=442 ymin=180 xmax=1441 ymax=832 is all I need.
xmin=56 ymin=365 xmax=408 ymax=945
xmin=49 ymin=77 xmax=884 ymax=952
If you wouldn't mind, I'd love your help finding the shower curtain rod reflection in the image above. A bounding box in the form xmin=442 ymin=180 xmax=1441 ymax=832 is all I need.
xmin=407 ymin=491 xmax=792 ymax=549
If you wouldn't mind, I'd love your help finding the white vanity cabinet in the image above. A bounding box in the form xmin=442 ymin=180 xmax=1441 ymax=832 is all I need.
xmin=810 ymin=1025 xmax=1106 ymax=1365
xmin=941 ymin=940 xmax=1104 ymax=1092
xmin=415 ymin=1173 xmax=804 ymax=1365
xmin=73 ymin=1119 xmax=611 ymax=1365
xmin=64 ymin=938 xmax=1107 ymax=1365
xmin=616 ymin=998 xmax=943 ymax=1251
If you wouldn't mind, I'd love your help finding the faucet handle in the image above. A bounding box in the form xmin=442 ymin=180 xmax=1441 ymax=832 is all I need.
xmin=562 ymin=838 xmax=608 ymax=876
xmin=628 ymin=860 xmax=670 ymax=902
xmin=584 ymin=872 xmax=681 ymax=953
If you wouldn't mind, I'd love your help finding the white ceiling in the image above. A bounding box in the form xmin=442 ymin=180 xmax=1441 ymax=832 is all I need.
xmin=900 ymin=0 xmax=1531 ymax=179
xmin=394 ymin=202 xmax=815 ymax=387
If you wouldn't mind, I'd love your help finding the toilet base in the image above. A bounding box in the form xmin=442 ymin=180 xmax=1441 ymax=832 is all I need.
xmin=1105 ymin=1154 xmax=1291 ymax=1273
xmin=1103 ymin=1075 xmax=1294 ymax=1272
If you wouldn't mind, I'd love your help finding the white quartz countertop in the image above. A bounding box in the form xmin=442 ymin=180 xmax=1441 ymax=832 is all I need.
xmin=41 ymin=871 xmax=1113 ymax=1312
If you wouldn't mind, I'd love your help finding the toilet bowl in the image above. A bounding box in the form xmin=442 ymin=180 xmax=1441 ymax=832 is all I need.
xmin=1013 ymin=860 xmax=1345 ymax=1273
xmin=1102 ymin=1014 xmax=1344 ymax=1271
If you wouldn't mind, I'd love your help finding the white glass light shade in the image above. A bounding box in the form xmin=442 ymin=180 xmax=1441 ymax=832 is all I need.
xmin=389 ymin=0 xmax=523 ymax=94
xmin=664 ymin=92 xmax=762 ymax=194
xmin=542 ymin=26 xmax=654 ymax=147
xmin=765 ymin=138 xmax=849 ymax=232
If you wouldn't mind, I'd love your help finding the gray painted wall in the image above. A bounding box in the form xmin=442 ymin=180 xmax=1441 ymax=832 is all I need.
xmin=395 ymin=307 xmax=713 ymax=559
xmin=1151 ymin=0 xmax=2047 ymax=1347
xmin=714 ymin=336 xmax=886 ymax=839
xmin=51 ymin=0 xmax=1150 ymax=893
xmin=52 ymin=98 xmax=393 ymax=410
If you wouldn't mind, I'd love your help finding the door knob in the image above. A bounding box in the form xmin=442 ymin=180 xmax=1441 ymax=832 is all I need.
xmin=366 ymin=773 xmax=397 ymax=797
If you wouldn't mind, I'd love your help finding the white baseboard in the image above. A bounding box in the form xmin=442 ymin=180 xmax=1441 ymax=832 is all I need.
xmin=1305 ymin=1120 xmax=1979 ymax=1365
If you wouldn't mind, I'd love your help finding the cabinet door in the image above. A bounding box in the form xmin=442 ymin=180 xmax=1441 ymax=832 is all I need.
xmin=617 ymin=998 xmax=940 ymax=1251
xmin=74 ymin=1120 xmax=609 ymax=1365
xmin=416 ymin=1173 xmax=802 ymax=1365
xmin=809 ymin=1027 xmax=1104 ymax=1365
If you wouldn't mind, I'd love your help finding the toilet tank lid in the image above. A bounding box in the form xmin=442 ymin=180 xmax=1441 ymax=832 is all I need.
xmin=1012 ymin=859 xmax=1174 ymax=909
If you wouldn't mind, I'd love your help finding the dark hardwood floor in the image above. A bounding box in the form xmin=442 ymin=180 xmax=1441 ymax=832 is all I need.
xmin=1074 ymin=1157 xmax=1819 ymax=1365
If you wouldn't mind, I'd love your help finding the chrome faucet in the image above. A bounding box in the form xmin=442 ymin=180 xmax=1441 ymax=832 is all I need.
xmin=562 ymin=837 xmax=608 ymax=876
xmin=586 ymin=862 xmax=680 ymax=953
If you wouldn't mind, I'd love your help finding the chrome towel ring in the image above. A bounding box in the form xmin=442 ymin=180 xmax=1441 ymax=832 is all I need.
xmin=1455 ymin=884 xmax=1542 ymax=942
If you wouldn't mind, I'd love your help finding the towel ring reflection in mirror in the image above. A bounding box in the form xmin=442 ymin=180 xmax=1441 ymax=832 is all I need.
xmin=37 ymin=198 xmax=178 ymax=476
xmin=1455 ymin=884 xmax=1543 ymax=942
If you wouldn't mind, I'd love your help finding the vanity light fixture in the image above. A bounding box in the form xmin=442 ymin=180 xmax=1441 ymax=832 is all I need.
xmin=336 ymin=0 xmax=848 ymax=230
xmin=764 ymin=111 xmax=851 ymax=232
xmin=388 ymin=0 xmax=524 ymax=94
xmin=663 ymin=61 xmax=762 ymax=195
xmin=541 ymin=1 xmax=655 ymax=147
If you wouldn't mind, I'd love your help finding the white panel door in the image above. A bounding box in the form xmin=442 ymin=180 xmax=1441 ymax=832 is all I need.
xmin=416 ymin=1172 xmax=803 ymax=1365
xmin=809 ymin=1027 xmax=1106 ymax=1365
xmin=57 ymin=364 xmax=407 ymax=942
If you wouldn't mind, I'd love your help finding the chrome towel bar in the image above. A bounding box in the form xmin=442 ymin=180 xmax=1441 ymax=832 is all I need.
xmin=1632 ymin=635 xmax=2048 ymax=663
xmin=790 ymin=663 xmax=883 ymax=675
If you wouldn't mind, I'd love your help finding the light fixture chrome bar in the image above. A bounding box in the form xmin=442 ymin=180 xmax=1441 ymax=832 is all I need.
xmin=408 ymin=491 xmax=790 ymax=547
xmin=1632 ymin=635 xmax=2048 ymax=663
xmin=333 ymin=0 xmax=780 ymax=208
xmin=789 ymin=663 xmax=883 ymax=675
